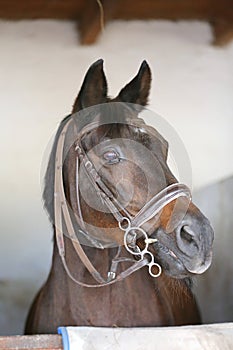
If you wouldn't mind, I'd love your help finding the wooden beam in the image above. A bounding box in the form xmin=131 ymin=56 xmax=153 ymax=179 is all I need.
xmin=0 ymin=0 xmax=84 ymax=19
xmin=78 ymin=0 xmax=103 ymax=45
xmin=0 ymin=335 xmax=63 ymax=350
xmin=111 ymin=0 xmax=233 ymax=22
xmin=113 ymin=0 xmax=211 ymax=20
xmin=212 ymin=19 xmax=233 ymax=46
xmin=0 ymin=0 xmax=232 ymax=45
xmin=78 ymin=0 xmax=117 ymax=45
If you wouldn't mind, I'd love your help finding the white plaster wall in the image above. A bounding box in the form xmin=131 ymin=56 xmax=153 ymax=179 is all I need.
xmin=0 ymin=19 xmax=232 ymax=334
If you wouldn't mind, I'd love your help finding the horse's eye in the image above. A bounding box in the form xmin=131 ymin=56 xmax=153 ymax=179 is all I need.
xmin=103 ymin=150 xmax=120 ymax=164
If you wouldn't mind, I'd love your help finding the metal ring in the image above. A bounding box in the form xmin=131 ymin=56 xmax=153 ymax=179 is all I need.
xmin=143 ymin=250 xmax=154 ymax=264
xmin=148 ymin=262 xmax=162 ymax=278
xmin=118 ymin=217 xmax=131 ymax=231
xmin=124 ymin=227 xmax=149 ymax=256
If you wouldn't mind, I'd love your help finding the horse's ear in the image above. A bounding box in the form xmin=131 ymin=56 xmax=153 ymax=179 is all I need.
xmin=72 ymin=59 xmax=108 ymax=112
xmin=117 ymin=60 xmax=151 ymax=107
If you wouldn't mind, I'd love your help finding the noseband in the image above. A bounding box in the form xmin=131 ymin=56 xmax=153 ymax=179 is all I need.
xmin=54 ymin=115 xmax=191 ymax=288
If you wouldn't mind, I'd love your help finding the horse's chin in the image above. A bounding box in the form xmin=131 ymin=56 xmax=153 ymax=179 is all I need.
xmin=151 ymin=240 xmax=192 ymax=279
xmin=150 ymin=230 xmax=212 ymax=280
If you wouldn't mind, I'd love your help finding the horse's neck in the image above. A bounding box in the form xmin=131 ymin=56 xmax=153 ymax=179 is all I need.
xmin=48 ymin=235 xmax=200 ymax=327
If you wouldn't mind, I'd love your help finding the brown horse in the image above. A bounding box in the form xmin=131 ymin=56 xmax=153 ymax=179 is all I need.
xmin=25 ymin=60 xmax=213 ymax=334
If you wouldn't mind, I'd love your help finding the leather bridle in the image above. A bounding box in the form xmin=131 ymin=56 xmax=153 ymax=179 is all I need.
xmin=54 ymin=113 xmax=192 ymax=288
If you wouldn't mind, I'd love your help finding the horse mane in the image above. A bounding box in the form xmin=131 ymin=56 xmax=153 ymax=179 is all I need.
xmin=43 ymin=114 xmax=72 ymax=224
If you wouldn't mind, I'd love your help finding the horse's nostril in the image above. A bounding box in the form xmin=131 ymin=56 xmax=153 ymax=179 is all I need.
xmin=180 ymin=226 xmax=195 ymax=245
xmin=177 ymin=225 xmax=199 ymax=255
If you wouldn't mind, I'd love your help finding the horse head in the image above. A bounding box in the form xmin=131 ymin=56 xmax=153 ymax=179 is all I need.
xmin=46 ymin=59 xmax=214 ymax=282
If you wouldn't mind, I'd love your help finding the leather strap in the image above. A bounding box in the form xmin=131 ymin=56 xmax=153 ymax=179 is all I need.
xmin=54 ymin=117 xmax=149 ymax=287
xmin=54 ymin=119 xmax=105 ymax=284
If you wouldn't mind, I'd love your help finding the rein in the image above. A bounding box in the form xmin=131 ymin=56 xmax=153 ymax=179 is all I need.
xmin=54 ymin=116 xmax=191 ymax=288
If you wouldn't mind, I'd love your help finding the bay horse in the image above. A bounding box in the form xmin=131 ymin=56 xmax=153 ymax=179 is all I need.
xmin=25 ymin=60 xmax=213 ymax=334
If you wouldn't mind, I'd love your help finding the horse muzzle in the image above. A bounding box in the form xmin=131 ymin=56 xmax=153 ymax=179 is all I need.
xmin=175 ymin=214 xmax=214 ymax=275
xmin=154 ymin=208 xmax=214 ymax=278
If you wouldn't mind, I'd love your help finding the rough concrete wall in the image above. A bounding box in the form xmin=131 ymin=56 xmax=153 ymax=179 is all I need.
xmin=193 ymin=176 xmax=233 ymax=323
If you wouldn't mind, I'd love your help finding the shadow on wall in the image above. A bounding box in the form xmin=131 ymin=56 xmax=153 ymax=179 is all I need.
xmin=0 ymin=176 xmax=233 ymax=335
xmin=193 ymin=175 xmax=233 ymax=323
xmin=0 ymin=279 xmax=41 ymax=335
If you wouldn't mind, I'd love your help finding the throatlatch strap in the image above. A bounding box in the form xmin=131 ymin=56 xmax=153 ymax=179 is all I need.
xmin=54 ymin=118 xmax=105 ymax=284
